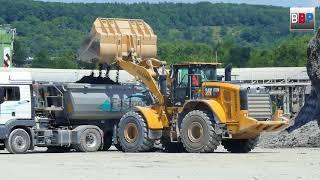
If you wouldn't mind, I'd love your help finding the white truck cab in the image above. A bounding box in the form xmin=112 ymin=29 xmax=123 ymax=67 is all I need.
xmin=0 ymin=72 xmax=32 ymax=123
xmin=0 ymin=72 xmax=35 ymax=153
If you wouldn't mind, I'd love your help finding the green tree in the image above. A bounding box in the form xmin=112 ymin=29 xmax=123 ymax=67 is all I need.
xmin=248 ymin=49 xmax=274 ymax=67
xmin=0 ymin=17 xmax=5 ymax=24
xmin=31 ymin=50 xmax=52 ymax=68
xmin=52 ymin=52 xmax=78 ymax=69
xmin=13 ymin=39 xmax=27 ymax=67
xmin=225 ymin=46 xmax=251 ymax=67
xmin=0 ymin=0 xmax=309 ymax=68
xmin=273 ymin=35 xmax=310 ymax=67
xmin=158 ymin=42 xmax=216 ymax=64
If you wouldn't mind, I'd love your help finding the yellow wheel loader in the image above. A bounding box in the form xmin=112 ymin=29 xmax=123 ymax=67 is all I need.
xmin=78 ymin=18 xmax=289 ymax=153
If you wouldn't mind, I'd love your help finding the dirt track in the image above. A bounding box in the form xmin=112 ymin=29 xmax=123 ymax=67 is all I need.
xmin=0 ymin=147 xmax=319 ymax=180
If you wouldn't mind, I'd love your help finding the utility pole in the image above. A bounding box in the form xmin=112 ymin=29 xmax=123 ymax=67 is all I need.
xmin=215 ymin=51 xmax=218 ymax=63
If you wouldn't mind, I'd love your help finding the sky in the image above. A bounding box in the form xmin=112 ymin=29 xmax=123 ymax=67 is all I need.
xmin=40 ymin=0 xmax=320 ymax=7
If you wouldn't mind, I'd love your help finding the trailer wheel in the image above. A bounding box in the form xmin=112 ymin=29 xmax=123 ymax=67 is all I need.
xmin=180 ymin=110 xmax=221 ymax=153
xmin=75 ymin=128 xmax=102 ymax=152
xmin=117 ymin=111 xmax=154 ymax=152
xmin=5 ymin=128 xmax=31 ymax=154
xmin=222 ymin=136 xmax=259 ymax=153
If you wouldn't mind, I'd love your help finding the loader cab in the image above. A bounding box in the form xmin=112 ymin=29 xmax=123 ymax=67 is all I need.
xmin=171 ymin=62 xmax=219 ymax=106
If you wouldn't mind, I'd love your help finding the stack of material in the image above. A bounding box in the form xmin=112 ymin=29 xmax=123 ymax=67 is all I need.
xmin=259 ymin=121 xmax=320 ymax=148
xmin=76 ymin=73 xmax=119 ymax=84
xmin=260 ymin=30 xmax=320 ymax=148
xmin=287 ymin=29 xmax=320 ymax=132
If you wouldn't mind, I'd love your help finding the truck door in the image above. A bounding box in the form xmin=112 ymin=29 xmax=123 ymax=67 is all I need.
xmin=0 ymin=85 xmax=31 ymax=124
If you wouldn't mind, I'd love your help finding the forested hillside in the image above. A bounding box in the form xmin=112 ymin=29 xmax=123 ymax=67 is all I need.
xmin=0 ymin=0 xmax=313 ymax=68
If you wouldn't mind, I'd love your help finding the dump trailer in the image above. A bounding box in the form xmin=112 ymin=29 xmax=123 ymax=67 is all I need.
xmin=0 ymin=71 xmax=151 ymax=154
xmin=78 ymin=18 xmax=289 ymax=153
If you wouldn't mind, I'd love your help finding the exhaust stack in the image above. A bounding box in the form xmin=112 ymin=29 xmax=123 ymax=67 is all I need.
xmin=224 ymin=63 xmax=232 ymax=81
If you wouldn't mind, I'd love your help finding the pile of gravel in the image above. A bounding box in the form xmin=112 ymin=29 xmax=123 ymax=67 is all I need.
xmin=259 ymin=120 xmax=320 ymax=148
xmin=76 ymin=74 xmax=119 ymax=84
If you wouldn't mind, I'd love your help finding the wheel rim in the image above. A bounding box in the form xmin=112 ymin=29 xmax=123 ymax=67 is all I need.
xmin=187 ymin=122 xmax=204 ymax=143
xmin=13 ymin=136 xmax=27 ymax=150
xmin=124 ymin=123 xmax=138 ymax=143
xmin=85 ymin=132 xmax=97 ymax=148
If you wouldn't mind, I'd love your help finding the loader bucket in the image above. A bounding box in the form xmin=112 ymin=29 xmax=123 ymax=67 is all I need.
xmin=231 ymin=113 xmax=289 ymax=139
xmin=78 ymin=18 xmax=157 ymax=65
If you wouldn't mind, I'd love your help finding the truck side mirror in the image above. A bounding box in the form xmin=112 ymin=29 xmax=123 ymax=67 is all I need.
xmin=0 ymin=88 xmax=4 ymax=104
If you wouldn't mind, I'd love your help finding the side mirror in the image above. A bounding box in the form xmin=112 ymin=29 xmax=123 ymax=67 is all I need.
xmin=0 ymin=88 xmax=5 ymax=104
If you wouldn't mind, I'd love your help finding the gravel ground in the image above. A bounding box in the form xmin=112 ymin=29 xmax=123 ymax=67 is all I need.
xmin=0 ymin=121 xmax=319 ymax=180
xmin=0 ymin=147 xmax=319 ymax=180
xmin=259 ymin=121 xmax=320 ymax=148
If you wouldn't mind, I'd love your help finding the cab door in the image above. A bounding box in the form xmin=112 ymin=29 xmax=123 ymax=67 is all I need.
xmin=0 ymin=85 xmax=32 ymax=124
xmin=172 ymin=67 xmax=189 ymax=106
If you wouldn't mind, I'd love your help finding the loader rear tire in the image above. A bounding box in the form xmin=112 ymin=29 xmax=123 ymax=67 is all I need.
xmin=5 ymin=128 xmax=31 ymax=154
xmin=117 ymin=111 xmax=154 ymax=152
xmin=222 ymin=136 xmax=259 ymax=153
xmin=75 ymin=128 xmax=102 ymax=152
xmin=180 ymin=110 xmax=221 ymax=153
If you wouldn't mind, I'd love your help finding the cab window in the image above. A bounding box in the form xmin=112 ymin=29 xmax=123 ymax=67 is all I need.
xmin=203 ymin=67 xmax=217 ymax=81
xmin=177 ymin=68 xmax=189 ymax=87
xmin=0 ymin=87 xmax=20 ymax=101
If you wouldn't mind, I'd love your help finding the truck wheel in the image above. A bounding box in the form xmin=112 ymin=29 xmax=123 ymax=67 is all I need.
xmin=5 ymin=128 xmax=31 ymax=154
xmin=75 ymin=128 xmax=102 ymax=152
xmin=222 ymin=136 xmax=259 ymax=153
xmin=47 ymin=146 xmax=71 ymax=153
xmin=180 ymin=110 xmax=221 ymax=153
xmin=161 ymin=137 xmax=186 ymax=153
xmin=101 ymin=132 xmax=113 ymax=151
xmin=117 ymin=111 xmax=154 ymax=152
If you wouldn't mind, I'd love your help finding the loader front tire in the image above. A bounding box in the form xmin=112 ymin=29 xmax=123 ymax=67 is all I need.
xmin=117 ymin=111 xmax=154 ymax=152
xmin=180 ymin=110 xmax=221 ymax=153
xmin=222 ymin=136 xmax=259 ymax=153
